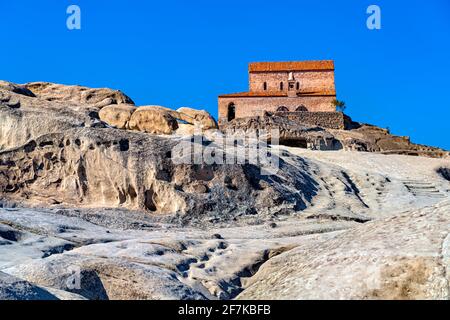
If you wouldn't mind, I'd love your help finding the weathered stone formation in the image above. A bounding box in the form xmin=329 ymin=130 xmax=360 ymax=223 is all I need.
xmin=221 ymin=114 xmax=341 ymax=151
xmin=218 ymin=61 xmax=338 ymax=126
xmin=221 ymin=112 xmax=449 ymax=157
xmin=0 ymin=81 xmax=314 ymax=222
xmin=0 ymin=271 xmax=85 ymax=300
xmin=24 ymin=82 xmax=135 ymax=108
xmin=98 ymin=104 xmax=218 ymax=135
xmin=1 ymin=80 xmax=450 ymax=301
xmin=331 ymin=122 xmax=449 ymax=157
xmin=238 ymin=203 xmax=450 ymax=300
xmin=0 ymin=79 xmax=448 ymax=221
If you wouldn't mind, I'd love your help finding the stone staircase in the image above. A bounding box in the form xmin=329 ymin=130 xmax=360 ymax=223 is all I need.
xmin=402 ymin=179 xmax=447 ymax=199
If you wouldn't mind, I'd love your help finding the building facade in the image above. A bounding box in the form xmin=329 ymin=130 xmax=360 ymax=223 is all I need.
xmin=218 ymin=60 xmax=337 ymax=125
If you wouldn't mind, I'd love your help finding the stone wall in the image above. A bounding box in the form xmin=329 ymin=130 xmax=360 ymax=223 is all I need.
xmin=218 ymin=96 xmax=335 ymax=124
xmin=249 ymin=70 xmax=335 ymax=93
xmin=275 ymin=111 xmax=345 ymax=130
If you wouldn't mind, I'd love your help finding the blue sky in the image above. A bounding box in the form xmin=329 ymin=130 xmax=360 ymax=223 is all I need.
xmin=1 ymin=0 xmax=449 ymax=149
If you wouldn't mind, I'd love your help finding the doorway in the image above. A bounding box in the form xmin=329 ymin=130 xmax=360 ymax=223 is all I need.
xmin=227 ymin=103 xmax=236 ymax=121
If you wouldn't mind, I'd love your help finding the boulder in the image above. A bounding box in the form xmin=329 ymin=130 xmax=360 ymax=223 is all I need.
xmin=99 ymin=104 xmax=136 ymax=129
xmin=142 ymin=105 xmax=195 ymax=124
xmin=128 ymin=106 xmax=179 ymax=134
xmin=177 ymin=107 xmax=218 ymax=129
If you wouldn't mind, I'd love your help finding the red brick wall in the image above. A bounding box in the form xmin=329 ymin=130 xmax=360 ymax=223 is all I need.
xmin=218 ymin=96 xmax=336 ymax=124
xmin=249 ymin=70 xmax=335 ymax=93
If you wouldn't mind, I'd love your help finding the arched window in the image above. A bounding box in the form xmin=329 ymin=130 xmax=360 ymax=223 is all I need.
xmin=295 ymin=105 xmax=308 ymax=112
xmin=279 ymin=82 xmax=284 ymax=91
xmin=277 ymin=106 xmax=289 ymax=112
xmin=263 ymin=82 xmax=267 ymax=91
xmin=296 ymin=82 xmax=300 ymax=90
xmin=227 ymin=103 xmax=236 ymax=122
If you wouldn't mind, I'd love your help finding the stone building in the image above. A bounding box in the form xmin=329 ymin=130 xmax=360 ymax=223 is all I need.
xmin=218 ymin=60 xmax=342 ymax=128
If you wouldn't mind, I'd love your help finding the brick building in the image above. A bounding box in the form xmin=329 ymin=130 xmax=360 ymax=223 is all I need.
xmin=218 ymin=60 xmax=338 ymax=126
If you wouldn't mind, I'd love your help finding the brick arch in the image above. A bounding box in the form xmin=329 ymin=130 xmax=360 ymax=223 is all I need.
xmin=276 ymin=106 xmax=289 ymax=112
xmin=295 ymin=105 xmax=308 ymax=112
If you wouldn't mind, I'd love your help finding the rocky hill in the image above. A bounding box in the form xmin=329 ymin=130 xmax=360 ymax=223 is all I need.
xmin=0 ymin=81 xmax=449 ymax=300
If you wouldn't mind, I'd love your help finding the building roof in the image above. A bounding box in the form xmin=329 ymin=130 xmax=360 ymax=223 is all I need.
xmin=218 ymin=89 xmax=336 ymax=98
xmin=249 ymin=60 xmax=334 ymax=73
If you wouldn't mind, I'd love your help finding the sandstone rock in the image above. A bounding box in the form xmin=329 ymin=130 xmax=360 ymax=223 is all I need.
xmin=138 ymin=105 xmax=195 ymax=126
xmin=0 ymin=104 xmax=98 ymax=151
xmin=237 ymin=201 xmax=450 ymax=300
xmin=332 ymin=120 xmax=449 ymax=158
xmin=128 ymin=106 xmax=179 ymax=134
xmin=2 ymin=79 xmax=450 ymax=301
xmin=222 ymin=113 xmax=449 ymax=158
xmin=174 ymin=123 xmax=196 ymax=136
xmin=0 ymin=80 xmax=35 ymax=97
xmin=5 ymin=253 xmax=207 ymax=300
xmin=99 ymin=104 xmax=136 ymax=129
xmin=177 ymin=107 xmax=218 ymax=129
xmin=0 ymin=89 xmax=103 ymax=151
xmin=0 ymin=271 xmax=56 ymax=300
xmin=1 ymin=146 xmax=450 ymax=300
xmin=1 ymin=81 xmax=449 ymax=224
xmin=221 ymin=114 xmax=341 ymax=150
xmin=0 ymin=271 xmax=85 ymax=300
xmin=0 ymin=126 xmax=322 ymax=221
xmin=24 ymin=82 xmax=134 ymax=107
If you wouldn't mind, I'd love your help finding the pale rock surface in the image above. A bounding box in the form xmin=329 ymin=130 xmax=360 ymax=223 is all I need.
xmin=0 ymin=81 xmax=35 ymax=97
xmin=128 ymin=106 xmax=179 ymax=134
xmin=99 ymin=104 xmax=136 ymax=129
xmin=175 ymin=123 xmax=196 ymax=136
xmin=238 ymin=201 xmax=450 ymax=300
xmin=142 ymin=105 xmax=195 ymax=125
xmin=0 ymin=127 xmax=328 ymax=222
xmin=0 ymin=206 xmax=354 ymax=300
xmin=24 ymin=82 xmax=134 ymax=107
xmin=1 ymin=80 xmax=449 ymax=300
xmin=223 ymin=114 xmax=449 ymax=157
xmin=0 ymin=271 xmax=85 ymax=300
xmin=0 ymin=80 xmax=134 ymax=150
xmin=177 ymin=107 xmax=218 ymax=130
xmin=222 ymin=115 xmax=340 ymax=150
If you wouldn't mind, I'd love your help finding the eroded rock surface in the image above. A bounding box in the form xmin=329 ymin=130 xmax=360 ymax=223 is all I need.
xmin=99 ymin=104 xmax=137 ymax=129
xmin=238 ymin=201 xmax=450 ymax=300
xmin=0 ymin=80 xmax=449 ymax=300
xmin=0 ymin=271 xmax=85 ymax=300
xmin=24 ymin=82 xmax=134 ymax=107
xmin=222 ymin=113 xmax=449 ymax=158
xmin=177 ymin=107 xmax=218 ymax=130
xmin=0 ymin=126 xmax=322 ymax=223
xmin=221 ymin=114 xmax=340 ymax=150
xmin=128 ymin=106 xmax=179 ymax=134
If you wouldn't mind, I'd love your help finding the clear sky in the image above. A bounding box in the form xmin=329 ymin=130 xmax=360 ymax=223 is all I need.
xmin=1 ymin=0 xmax=449 ymax=149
